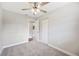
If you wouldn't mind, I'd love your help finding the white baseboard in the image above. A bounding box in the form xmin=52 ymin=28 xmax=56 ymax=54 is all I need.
xmin=48 ymin=44 xmax=77 ymax=56
xmin=0 ymin=41 xmax=28 ymax=55
xmin=3 ymin=41 xmax=28 ymax=49
xmin=38 ymin=40 xmax=77 ymax=56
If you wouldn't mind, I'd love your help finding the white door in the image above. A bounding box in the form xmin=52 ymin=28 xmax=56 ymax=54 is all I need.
xmin=40 ymin=19 xmax=48 ymax=44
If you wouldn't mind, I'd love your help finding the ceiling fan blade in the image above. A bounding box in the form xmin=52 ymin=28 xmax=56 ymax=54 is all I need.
xmin=40 ymin=9 xmax=47 ymax=13
xmin=28 ymin=2 xmax=49 ymax=8
xmin=21 ymin=8 xmax=31 ymax=11
xmin=40 ymin=2 xmax=49 ymax=6
xmin=29 ymin=2 xmax=38 ymax=7
xmin=34 ymin=2 xmax=37 ymax=7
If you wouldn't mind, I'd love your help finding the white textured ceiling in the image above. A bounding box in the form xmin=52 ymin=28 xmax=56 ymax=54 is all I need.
xmin=1 ymin=2 xmax=70 ymax=18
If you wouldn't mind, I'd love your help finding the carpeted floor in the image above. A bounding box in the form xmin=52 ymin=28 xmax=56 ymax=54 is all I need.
xmin=1 ymin=40 xmax=68 ymax=56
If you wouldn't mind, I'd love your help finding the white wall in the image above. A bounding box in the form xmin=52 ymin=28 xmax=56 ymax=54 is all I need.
xmin=0 ymin=4 xmax=3 ymax=51
xmin=39 ymin=3 xmax=79 ymax=55
xmin=2 ymin=9 xmax=32 ymax=46
xmin=40 ymin=19 xmax=48 ymax=44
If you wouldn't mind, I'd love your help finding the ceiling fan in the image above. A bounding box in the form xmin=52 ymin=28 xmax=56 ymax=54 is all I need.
xmin=21 ymin=2 xmax=49 ymax=15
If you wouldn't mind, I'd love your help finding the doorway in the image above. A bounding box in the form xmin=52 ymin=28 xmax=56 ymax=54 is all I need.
xmin=32 ymin=20 xmax=40 ymax=41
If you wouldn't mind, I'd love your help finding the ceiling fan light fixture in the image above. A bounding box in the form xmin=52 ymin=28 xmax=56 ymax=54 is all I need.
xmin=36 ymin=9 xmax=40 ymax=12
xmin=33 ymin=11 xmax=37 ymax=15
xmin=34 ymin=12 xmax=37 ymax=14
xmin=32 ymin=8 xmax=40 ymax=15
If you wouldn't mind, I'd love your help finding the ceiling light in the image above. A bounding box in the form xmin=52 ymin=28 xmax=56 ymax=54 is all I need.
xmin=33 ymin=12 xmax=37 ymax=15
xmin=32 ymin=7 xmax=40 ymax=15
xmin=34 ymin=12 xmax=37 ymax=14
xmin=36 ymin=9 xmax=40 ymax=12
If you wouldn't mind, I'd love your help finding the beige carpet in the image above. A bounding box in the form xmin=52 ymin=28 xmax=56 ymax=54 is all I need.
xmin=1 ymin=40 xmax=68 ymax=56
